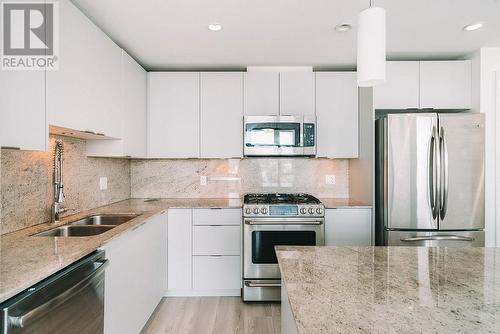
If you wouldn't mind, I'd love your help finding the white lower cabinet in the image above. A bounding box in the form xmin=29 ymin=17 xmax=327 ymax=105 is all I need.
xmin=167 ymin=209 xmax=192 ymax=291
xmin=102 ymin=212 xmax=167 ymax=334
xmin=193 ymin=256 xmax=241 ymax=291
xmin=325 ymin=208 xmax=372 ymax=246
xmin=167 ymin=208 xmax=242 ymax=296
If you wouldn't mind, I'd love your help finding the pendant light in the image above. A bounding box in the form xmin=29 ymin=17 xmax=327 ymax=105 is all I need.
xmin=357 ymin=0 xmax=386 ymax=87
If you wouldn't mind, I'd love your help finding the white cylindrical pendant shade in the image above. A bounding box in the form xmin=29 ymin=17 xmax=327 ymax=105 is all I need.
xmin=357 ymin=7 xmax=386 ymax=87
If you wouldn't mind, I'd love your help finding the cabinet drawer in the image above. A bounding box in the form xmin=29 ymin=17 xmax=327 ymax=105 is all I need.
xmin=193 ymin=256 xmax=241 ymax=290
xmin=193 ymin=226 xmax=240 ymax=255
xmin=192 ymin=208 xmax=241 ymax=226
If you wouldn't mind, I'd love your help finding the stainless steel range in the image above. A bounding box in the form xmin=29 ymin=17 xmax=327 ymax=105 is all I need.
xmin=242 ymin=193 xmax=325 ymax=302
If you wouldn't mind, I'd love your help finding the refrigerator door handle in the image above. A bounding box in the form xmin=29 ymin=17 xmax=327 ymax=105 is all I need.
xmin=429 ymin=127 xmax=438 ymax=221
xmin=439 ymin=127 xmax=449 ymax=220
xmin=401 ymin=235 xmax=474 ymax=242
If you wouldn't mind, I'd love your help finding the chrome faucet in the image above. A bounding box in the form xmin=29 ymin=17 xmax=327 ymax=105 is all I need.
xmin=51 ymin=140 xmax=67 ymax=223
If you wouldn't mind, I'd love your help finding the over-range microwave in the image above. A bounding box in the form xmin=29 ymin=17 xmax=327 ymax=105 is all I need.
xmin=243 ymin=115 xmax=316 ymax=157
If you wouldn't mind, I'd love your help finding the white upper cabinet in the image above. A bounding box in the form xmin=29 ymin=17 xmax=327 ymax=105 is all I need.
xmin=419 ymin=60 xmax=471 ymax=109
xmin=373 ymin=61 xmax=420 ymax=109
xmin=86 ymin=50 xmax=147 ymax=157
xmin=373 ymin=60 xmax=472 ymax=110
xmin=148 ymin=72 xmax=200 ymax=158
xmin=0 ymin=70 xmax=47 ymax=151
xmin=315 ymin=72 xmax=358 ymax=158
xmin=121 ymin=50 xmax=147 ymax=157
xmin=47 ymin=0 xmax=122 ymax=138
xmin=244 ymin=72 xmax=279 ymax=116
xmin=279 ymin=72 xmax=315 ymax=115
xmin=200 ymin=72 xmax=243 ymax=158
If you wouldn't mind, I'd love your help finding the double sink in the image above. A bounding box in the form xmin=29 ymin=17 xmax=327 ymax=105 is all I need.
xmin=33 ymin=214 xmax=140 ymax=237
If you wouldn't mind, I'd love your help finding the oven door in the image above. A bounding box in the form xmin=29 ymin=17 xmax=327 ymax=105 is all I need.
xmin=244 ymin=116 xmax=304 ymax=156
xmin=243 ymin=218 xmax=325 ymax=279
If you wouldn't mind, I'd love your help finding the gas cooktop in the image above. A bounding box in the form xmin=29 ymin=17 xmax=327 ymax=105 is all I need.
xmin=244 ymin=193 xmax=321 ymax=205
xmin=243 ymin=193 xmax=324 ymax=217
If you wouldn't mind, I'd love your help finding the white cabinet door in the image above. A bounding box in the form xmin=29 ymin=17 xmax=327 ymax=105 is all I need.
xmin=148 ymin=72 xmax=200 ymax=158
xmin=279 ymin=72 xmax=315 ymax=116
xmin=192 ymin=208 xmax=242 ymax=226
xmin=200 ymin=72 xmax=243 ymax=158
xmin=47 ymin=0 xmax=122 ymax=138
xmin=103 ymin=212 xmax=167 ymax=334
xmin=420 ymin=60 xmax=472 ymax=109
xmin=315 ymin=72 xmax=358 ymax=158
xmin=325 ymin=208 xmax=372 ymax=246
xmin=121 ymin=50 xmax=147 ymax=157
xmin=0 ymin=70 xmax=46 ymax=151
xmin=373 ymin=61 xmax=420 ymax=109
xmin=86 ymin=50 xmax=147 ymax=157
xmin=167 ymin=209 xmax=192 ymax=291
xmin=192 ymin=226 xmax=241 ymax=255
xmin=192 ymin=256 xmax=241 ymax=290
xmin=244 ymin=72 xmax=279 ymax=116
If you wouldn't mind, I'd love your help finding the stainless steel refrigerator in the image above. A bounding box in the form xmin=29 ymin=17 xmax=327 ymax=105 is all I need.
xmin=375 ymin=112 xmax=485 ymax=247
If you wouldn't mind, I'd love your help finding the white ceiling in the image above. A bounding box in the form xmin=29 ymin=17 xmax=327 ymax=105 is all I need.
xmin=72 ymin=0 xmax=500 ymax=71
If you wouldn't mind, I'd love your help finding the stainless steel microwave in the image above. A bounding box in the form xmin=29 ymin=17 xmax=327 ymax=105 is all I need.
xmin=243 ymin=115 xmax=316 ymax=156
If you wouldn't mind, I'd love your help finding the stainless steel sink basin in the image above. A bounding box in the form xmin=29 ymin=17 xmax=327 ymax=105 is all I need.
xmin=33 ymin=225 xmax=115 ymax=237
xmin=33 ymin=214 xmax=140 ymax=237
xmin=69 ymin=214 xmax=139 ymax=226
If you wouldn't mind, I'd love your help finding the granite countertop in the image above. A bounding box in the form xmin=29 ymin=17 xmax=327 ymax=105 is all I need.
xmin=0 ymin=198 xmax=242 ymax=303
xmin=319 ymin=198 xmax=372 ymax=209
xmin=276 ymin=246 xmax=500 ymax=334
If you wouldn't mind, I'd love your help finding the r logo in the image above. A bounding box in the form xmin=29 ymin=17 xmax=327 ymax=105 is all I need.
xmin=2 ymin=2 xmax=54 ymax=56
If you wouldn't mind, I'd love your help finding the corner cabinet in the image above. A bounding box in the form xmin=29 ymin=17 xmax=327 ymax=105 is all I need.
xmin=86 ymin=50 xmax=148 ymax=157
xmin=315 ymin=72 xmax=358 ymax=158
xmin=200 ymin=73 xmax=244 ymax=158
xmin=147 ymin=72 xmax=200 ymax=158
xmin=102 ymin=211 xmax=167 ymax=334
xmin=167 ymin=208 xmax=242 ymax=296
xmin=325 ymin=208 xmax=372 ymax=246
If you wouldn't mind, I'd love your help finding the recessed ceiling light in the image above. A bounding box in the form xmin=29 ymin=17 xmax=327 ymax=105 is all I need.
xmin=463 ymin=22 xmax=484 ymax=31
xmin=208 ymin=23 xmax=222 ymax=31
xmin=335 ymin=23 xmax=352 ymax=33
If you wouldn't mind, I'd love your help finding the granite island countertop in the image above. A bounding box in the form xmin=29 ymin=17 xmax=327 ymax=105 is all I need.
xmin=0 ymin=197 xmax=242 ymax=303
xmin=276 ymin=246 xmax=500 ymax=334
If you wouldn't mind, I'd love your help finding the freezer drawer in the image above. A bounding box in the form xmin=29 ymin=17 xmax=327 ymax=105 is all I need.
xmin=386 ymin=230 xmax=484 ymax=247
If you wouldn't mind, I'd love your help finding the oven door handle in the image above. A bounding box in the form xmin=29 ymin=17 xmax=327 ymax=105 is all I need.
xmin=245 ymin=220 xmax=323 ymax=225
xmin=245 ymin=281 xmax=281 ymax=288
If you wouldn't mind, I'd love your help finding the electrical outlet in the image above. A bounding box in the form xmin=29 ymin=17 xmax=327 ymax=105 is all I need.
xmin=200 ymin=175 xmax=208 ymax=186
xmin=325 ymin=175 xmax=336 ymax=185
xmin=99 ymin=177 xmax=108 ymax=190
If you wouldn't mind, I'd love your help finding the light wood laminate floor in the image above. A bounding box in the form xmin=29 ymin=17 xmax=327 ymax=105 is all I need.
xmin=141 ymin=297 xmax=281 ymax=334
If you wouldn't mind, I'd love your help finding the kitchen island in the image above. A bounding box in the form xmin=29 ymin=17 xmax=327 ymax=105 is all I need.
xmin=276 ymin=246 xmax=500 ymax=334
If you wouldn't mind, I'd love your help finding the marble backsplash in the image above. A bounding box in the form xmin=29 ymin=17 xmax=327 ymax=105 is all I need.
xmin=0 ymin=135 xmax=130 ymax=235
xmin=131 ymin=158 xmax=349 ymax=199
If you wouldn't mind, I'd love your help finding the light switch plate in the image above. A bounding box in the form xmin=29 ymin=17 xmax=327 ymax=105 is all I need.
xmin=200 ymin=175 xmax=208 ymax=186
xmin=325 ymin=175 xmax=336 ymax=185
xmin=99 ymin=177 xmax=108 ymax=190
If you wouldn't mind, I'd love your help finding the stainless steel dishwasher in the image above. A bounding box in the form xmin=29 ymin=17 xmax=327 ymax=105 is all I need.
xmin=0 ymin=250 xmax=108 ymax=334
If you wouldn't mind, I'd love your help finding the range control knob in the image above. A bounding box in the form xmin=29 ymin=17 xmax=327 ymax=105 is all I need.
xmin=253 ymin=208 xmax=260 ymax=214
xmin=245 ymin=208 xmax=252 ymax=214
xmin=261 ymin=207 xmax=268 ymax=214
xmin=308 ymin=207 xmax=315 ymax=214
xmin=316 ymin=207 xmax=323 ymax=215
xmin=300 ymin=208 xmax=307 ymax=214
